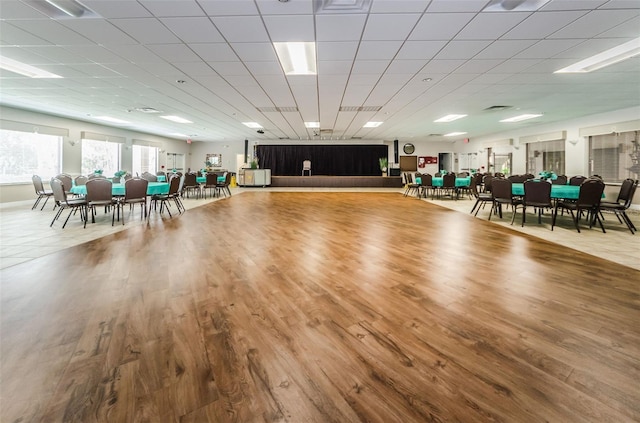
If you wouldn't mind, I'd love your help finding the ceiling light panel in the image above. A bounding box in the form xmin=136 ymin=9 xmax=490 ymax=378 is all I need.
xmin=160 ymin=115 xmax=193 ymax=124
xmin=554 ymin=37 xmax=640 ymax=73
xmin=0 ymin=56 xmax=63 ymax=78
xmin=242 ymin=122 xmax=263 ymax=128
xmin=434 ymin=114 xmax=467 ymax=123
xmin=274 ymin=42 xmax=317 ymax=75
xmin=499 ymin=114 xmax=543 ymax=122
xmin=304 ymin=122 xmax=320 ymax=128
xmin=444 ymin=132 xmax=468 ymax=136
xmin=363 ymin=121 xmax=383 ymax=127
xmin=94 ymin=116 xmax=130 ymax=124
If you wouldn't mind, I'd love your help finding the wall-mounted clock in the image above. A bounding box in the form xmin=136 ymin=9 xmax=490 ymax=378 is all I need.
xmin=403 ymin=143 xmax=415 ymax=154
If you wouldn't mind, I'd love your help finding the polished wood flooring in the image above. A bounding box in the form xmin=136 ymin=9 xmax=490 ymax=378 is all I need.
xmin=1 ymin=192 xmax=638 ymax=422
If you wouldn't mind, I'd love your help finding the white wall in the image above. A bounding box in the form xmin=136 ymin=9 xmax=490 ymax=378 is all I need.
xmin=0 ymin=106 xmax=189 ymax=203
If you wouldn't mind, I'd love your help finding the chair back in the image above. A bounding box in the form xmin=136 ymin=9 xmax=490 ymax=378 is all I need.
xmin=442 ymin=173 xmax=456 ymax=188
xmin=156 ymin=171 xmax=166 ymax=177
xmin=434 ymin=172 xmax=442 ymax=177
xmin=140 ymin=171 xmax=158 ymax=182
xmin=87 ymin=174 xmax=106 ymax=180
xmin=32 ymin=175 xmax=46 ymax=194
xmin=184 ymin=172 xmax=197 ymax=187
xmin=303 ymin=160 xmax=311 ymax=170
xmin=167 ymin=174 xmax=181 ymax=195
xmin=205 ymin=173 xmax=217 ymax=187
xmin=177 ymin=174 xmax=185 ymax=194
xmin=524 ymin=173 xmax=535 ymax=180
xmin=569 ymin=175 xmax=587 ymax=186
xmin=75 ymin=175 xmax=88 ymax=186
xmin=621 ymin=179 xmax=638 ymax=207
xmin=524 ymin=180 xmax=552 ymax=205
xmin=552 ymin=175 xmax=568 ymax=185
xmin=124 ymin=178 xmax=149 ymax=201
xmin=55 ymin=174 xmax=73 ymax=191
xmin=491 ymin=178 xmax=513 ymax=201
xmin=614 ymin=178 xmax=636 ymax=204
xmin=576 ymin=178 xmax=605 ymax=207
xmin=483 ymin=175 xmax=494 ymax=192
xmin=50 ymin=178 xmax=68 ymax=204
xmin=85 ymin=178 xmax=113 ymax=203
xmin=469 ymin=175 xmax=480 ymax=199
xmin=420 ymin=173 xmax=432 ymax=187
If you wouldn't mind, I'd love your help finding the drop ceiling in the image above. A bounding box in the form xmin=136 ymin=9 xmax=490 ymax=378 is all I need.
xmin=0 ymin=0 xmax=639 ymax=143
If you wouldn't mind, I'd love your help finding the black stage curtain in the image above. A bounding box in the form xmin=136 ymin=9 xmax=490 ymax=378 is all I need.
xmin=256 ymin=145 xmax=387 ymax=176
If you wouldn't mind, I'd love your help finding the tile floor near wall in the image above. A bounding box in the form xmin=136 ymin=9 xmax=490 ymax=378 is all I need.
xmin=1 ymin=187 xmax=638 ymax=271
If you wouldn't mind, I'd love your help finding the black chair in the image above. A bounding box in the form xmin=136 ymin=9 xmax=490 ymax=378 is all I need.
xmin=31 ymin=175 xmax=54 ymax=210
xmin=203 ymin=173 xmax=218 ymax=198
xmin=403 ymin=173 xmax=420 ymax=197
xmin=552 ymin=175 xmax=568 ymax=185
xmin=151 ymin=174 xmax=183 ymax=217
xmin=552 ymin=178 xmax=605 ymax=233
xmin=183 ymin=172 xmax=200 ymax=198
xmin=118 ymin=178 xmax=149 ymax=224
xmin=512 ymin=180 xmax=552 ymax=227
xmin=599 ymin=179 xmax=638 ymax=234
xmin=439 ymin=173 xmax=457 ymax=199
xmin=482 ymin=175 xmax=494 ymax=193
xmin=490 ymin=178 xmax=520 ymax=221
xmin=50 ymin=178 xmax=87 ymax=228
xmin=418 ymin=173 xmax=433 ymax=199
xmin=216 ymin=172 xmax=232 ymax=197
xmin=84 ymin=178 xmax=117 ymax=227
xmin=469 ymin=175 xmax=492 ymax=216
xmin=569 ymin=175 xmax=587 ymax=186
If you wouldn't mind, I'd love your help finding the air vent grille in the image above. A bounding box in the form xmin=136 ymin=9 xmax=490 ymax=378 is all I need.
xmin=484 ymin=105 xmax=512 ymax=111
xmin=257 ymin=106 xmax=299 ymax=113
xmin=340 ymin=106 xmax=382 ymax=112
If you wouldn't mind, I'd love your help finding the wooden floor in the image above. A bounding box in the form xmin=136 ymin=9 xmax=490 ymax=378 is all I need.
xmin=1 ymin=192 xmax=638 ymax=423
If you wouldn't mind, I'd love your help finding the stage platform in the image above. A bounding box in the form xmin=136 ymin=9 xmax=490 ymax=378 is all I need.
xmin=270 ymin=175 xmax=403 ymax=188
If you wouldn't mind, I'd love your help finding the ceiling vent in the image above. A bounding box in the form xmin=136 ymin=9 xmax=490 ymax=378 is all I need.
xmin=339 ymin=106 xmax=382 ymax=112
xmin=350 ymin=136 xmax=362 ymax=139
xmin=484 ymin=105 xmax=512 ymax=111
xmin=133 ymin=107 xmax=162 ymax=114
xmin=483 ymin=0 xmax=550 ymax=12
xmin=257 ymin=106 xmax=299 ymax=113
xmin=428 ymin=134 xmax=443 ymax=137
xmin=24 ymin=0 xmax=100 ymax=19
xmin=314 ymin=0 xmax=372 ymax=13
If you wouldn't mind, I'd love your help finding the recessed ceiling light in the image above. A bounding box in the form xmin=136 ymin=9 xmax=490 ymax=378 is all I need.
xmin=242 ymin=122 xmax=263 ymax=129
xmin=554 ymin=37 xmax=640 ymax=73
xmin=499 ymin=114 xmax=543 ymax=123
xmin=304 ymin=122 xmax=320 ymax=128
xmin=0 ymin=56 xmax=63 ymax=78
xmin=94 ymin=116 xmax=130 ymax=124
xmin=274 ymin=42 xmax=317 ymax=75
xmin=422 ymin=78 xmax=432 ymax=82
xmin=434 ymin=114 xmax=467 ymax=123
xmin=363 ymin=122 xmax=383 ymax=128
xmin=444 ymin=132 xmax=468 ymax=137
xmin=160 ymin=115 xmax=193 ymax=124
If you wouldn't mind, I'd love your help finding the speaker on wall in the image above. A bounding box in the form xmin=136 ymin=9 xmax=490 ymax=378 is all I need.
xmin=393 ymin=139 xmax=399 ymax=163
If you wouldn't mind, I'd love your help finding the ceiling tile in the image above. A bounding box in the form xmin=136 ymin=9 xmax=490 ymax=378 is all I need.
xmin=315 ymin=14 xmax=368 ymax=41
xmin=9 ymin=20 xmax=92 ymax=45
xmin=514 ymin=39 xmax=583 ymax=59
xmin=189 ymin=43 xmax=238 ymax=61
xmin=318 ymin=60 xmax=354 ymax=75
xmin=434 ymin=41 xmax=493 ymax=60
xmin=549 ymin=9 xmax=640 ymax=38
xmin=231 ymin=43 xmax=278 ymax=62
xmin=362 ymin=14 xmax=422 ymax=41
xmin=263 ymin=15 xmax=315 ymax=42
xmin=147 ymin=44 xmax=202 ymax=62
xmin=0 ymin=46 xmax=52 ymax=64
xmin=419 ymin=60 xmax=466 ymax=74
xmin=454 ymin=59 xmax=504 ymax=73
xmin=61 ymin=20 xmax=138 ymax=45
xmin=396 ymin=41 xmax=447 ymax=60
xmin=456 ymin=12 xmax=531 ymax=40
xmin=426 ymin=0 xmax=490 ymax=12
xmin=356 ymin=41 xmax=403 ymax=60
xmin=208 ymin=61 xmax=250 ymax=76
xmin=502 ymin=11 xmax=589 ymax=39
xmin=370 ymin=0 xmax=430 ymax=13
xmin=317 ymin=41 xmax=359 ymax=61
xmin=552 ymin=37 xmax=637 ymax=59
xmin=385 ymin=60 xmax=427 ymax=74
xmin=351 ymin=60 xmax=390 ymax=74
xmin=160 ymin=18 xmax=225 ymax=43
xmin=63 ymin=46 xmax=128 ymax=63
xmin=211 ymin=16 xmax=270 ymax=42
xmin=0 ymin=1 xmax=49 ymax=18
xmin=256 ymin=0 xmax=314 ymax=15
xmin=474 ymin=40 xmax=537 ymax=59
xmin=139 ymin=1 xmax=206 ymax=17
xmin=487 ymin=58 xmax=541 ymax=73
xmin=0 ymin=22 xmax=52 ymax=45
xmin=172 ymin=62 xmax=217 ymax=77
xmin=110 ymin=18 xmax=182 ymax=44
xmin=245 ymin=61 xmax=284 ymax=75
xmin=539 ymin=0 xmax=607 ymax=10
xmin=596 ymin=16 xmax=640 ymax=37
xmin=198 ymin=0 xmax=260 ymax=16
xmin=81 ymin=1 xmax=153 ymax=18
xmin=410 ymin=13 xmax=476 ymax=40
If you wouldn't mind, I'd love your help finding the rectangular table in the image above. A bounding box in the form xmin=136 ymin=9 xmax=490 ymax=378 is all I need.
xmin=511 ymin=183 xmax=582 ymax=200
xmin=196 ymin=176 xmax=226 ymax=184
xmin=70 ymin=182 xmax=169 ymax=196
xmin=415 ymin=177 xmax=471 ymax=187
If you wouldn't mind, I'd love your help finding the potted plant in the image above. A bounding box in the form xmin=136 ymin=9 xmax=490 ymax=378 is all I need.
xmin=250 ymin=159 xmax=259 ymax=169
xmin=379 ymin=157 xmax=388 ymax=176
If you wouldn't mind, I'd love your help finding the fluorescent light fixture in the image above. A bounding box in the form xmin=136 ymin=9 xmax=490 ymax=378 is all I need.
xmin=304 ymin=122 xmax=320 ymax=128
xmin=363 ymin=122 xmax=383 ymax=128
xmin=0 ymin=56 xmax=63 ymax=78
xmin=444 ymin=132 xmax=468 ymax=137
xmin=499 ymin=114 xmax=543 ymax=123
xmin=242 ymin=122 xmax=263 ymax=129
xmin=160 ymin=115 xmax=193 ymax=124
xmin=94 ymin=116 xmax=130 ymax=124
xmin=434 ymin=114 xmax=467 ymax=123
xmin=483 ymin=0 xmax=550 ymax=12
xmin=170 ymin=133 xmax=189 ymax=137
xmin=45 ymin=0 xmax=87 ymax=17
xmin=555 ymin=37 xmax=640 ymax=73
xmin=274 ymin=42 xmax=317 ymax=75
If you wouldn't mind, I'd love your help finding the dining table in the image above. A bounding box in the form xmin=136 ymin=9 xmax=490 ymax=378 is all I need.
xmin=196 ymin=175 xmax=226 ymax=184
xmin=415 ymin=176 xmax=471 ymax=187
xmin=70 ymin=181 xmax=169 ymax=196
xmin=510 ymin=182 xmax=603 ymax=200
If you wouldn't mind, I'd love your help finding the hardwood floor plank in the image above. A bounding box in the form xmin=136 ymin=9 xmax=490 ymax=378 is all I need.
xmin=2 ymin=192 xmax=638 ymax=422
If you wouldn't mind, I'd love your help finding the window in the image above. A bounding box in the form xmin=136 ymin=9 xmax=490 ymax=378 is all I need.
xmin=81 ymin=138 xmax=121 ymax=176
xmin=0 ymin=129 xmax=61 ymax=184
xmin=526 ymin=140 xmax=565 ymax=176
xmin=589 ymin=131 xmax=639 ymax=183
xmin=132 ymin=145 xmax=158 ymax=176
